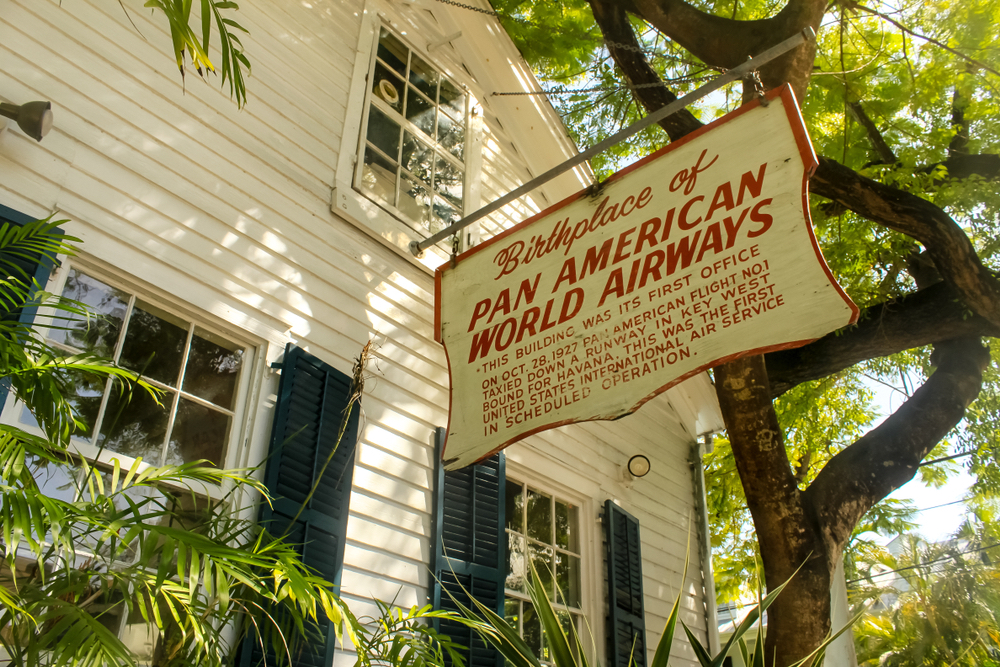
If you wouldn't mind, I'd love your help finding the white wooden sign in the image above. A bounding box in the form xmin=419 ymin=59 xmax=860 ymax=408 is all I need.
xmin=435 ymin=86 xmax=858 ymax=470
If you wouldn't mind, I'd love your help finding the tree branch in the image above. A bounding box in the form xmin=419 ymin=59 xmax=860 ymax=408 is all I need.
xmin=587 ymin=0 xmax=702 ymax=142
xmin=921 ymin=153 xmax=1000 ymax=181
xmin=847 ymin=101 xmax=897 ymax=164
xmin=804 ymin=337 xmax=991 ymax=547
xmin=949 ymin=86 xmax=970 ymax=158
xmin=765 ymin=280 xmax=1000 ymax=396
xmin=627 ymin=0 xmax=826 ymax=99
xmin=812 ymin=156 xmax=1000 ymax=330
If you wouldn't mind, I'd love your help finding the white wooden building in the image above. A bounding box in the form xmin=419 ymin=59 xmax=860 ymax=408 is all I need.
xmin=0 ymin=1 xmax=724 ymax=666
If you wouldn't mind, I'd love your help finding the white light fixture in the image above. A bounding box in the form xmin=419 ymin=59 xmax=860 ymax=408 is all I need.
xmin=0 ymin=101 xmax=53 ymax=142
xmin=627 ymin=454 xmax=651 ymax=478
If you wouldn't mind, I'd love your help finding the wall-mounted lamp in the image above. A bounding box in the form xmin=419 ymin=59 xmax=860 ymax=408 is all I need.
xmin=0 ymin=101 xmax=53 ymax=142
xmin=627 ymin=454 xmax=651 ymax=478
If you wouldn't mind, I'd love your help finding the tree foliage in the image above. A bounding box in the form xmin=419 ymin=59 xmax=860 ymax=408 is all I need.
xmin=489 ymin=0 xmax=1000 ymax=663
xmin=852 ymin=524 xmax=1000 ymax=666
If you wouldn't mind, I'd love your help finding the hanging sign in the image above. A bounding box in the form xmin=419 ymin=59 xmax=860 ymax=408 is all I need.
xmin=435 ymin=85 xmax=858 ymax=470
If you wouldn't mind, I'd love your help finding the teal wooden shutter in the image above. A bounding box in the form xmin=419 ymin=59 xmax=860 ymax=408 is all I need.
xmin=0 ymin=205 xmax=60 ymax=408
xmin=432 ymin=428 xmax=505 ymax=667
xmin=604 ymin=501 xmax=647 ymax=667
xmin=240 ymin=344 xmax=360 ymax=667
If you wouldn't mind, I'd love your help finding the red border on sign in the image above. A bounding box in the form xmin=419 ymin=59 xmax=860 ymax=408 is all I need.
xmin=434 ymin=85 xmax=859 ymax=467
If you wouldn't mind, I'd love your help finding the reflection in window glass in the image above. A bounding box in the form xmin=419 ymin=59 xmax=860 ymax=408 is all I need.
xmin=505 ymin=480 xmax=583 ymax=667
xmin=48 ymin=269 xmax=128 ymax=355
xmin=34 ymin=267 xmax=246 ymax=472
xmin=183 ymin=328 xmax=243 ymax=407
xmin=118 ymin=302 xmax=188 ymax=387
xmin=358 ymin=27 xmax=470 ymax=236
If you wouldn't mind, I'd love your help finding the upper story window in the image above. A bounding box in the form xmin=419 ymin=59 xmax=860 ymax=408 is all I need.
xmin=16 ymin=265 xmax=251 ymax=480
xmin=356 ymin=27 xmax=470 ymax=237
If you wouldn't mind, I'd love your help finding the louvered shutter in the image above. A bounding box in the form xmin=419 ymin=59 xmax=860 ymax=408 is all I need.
xmin=0 ymin=205 xmax=60 ymax=408
xmin=240 ymin=344 xmax=360 ymax=667
xmin=604 ymin=500 xmax=647 ymax=667
xmin=432 ymin=428 xmax=505 ymax=667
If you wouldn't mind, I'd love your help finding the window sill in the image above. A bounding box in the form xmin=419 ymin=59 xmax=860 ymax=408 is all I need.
xmin=331 ymin=181 xmax=450 ymax=273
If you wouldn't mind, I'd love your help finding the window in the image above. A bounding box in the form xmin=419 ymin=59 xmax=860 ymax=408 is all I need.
xmin=355 ymin=27 xmax=471 ymax=237
xmin=24 ymin=266 xmax=250 ymax=474
xmin=505 ymin=479 xmax=584 ymax=665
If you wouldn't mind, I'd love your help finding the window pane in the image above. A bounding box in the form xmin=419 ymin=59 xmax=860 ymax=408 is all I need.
xmin=556 ymin=553 xmax=581 ymax=608
xmin=505 ymin=480 xmax=523 ymax=533
xmin=377 ymin=28 xmax=408 ymax=76
xmin=556 ymin=611 xmax=580 ymax=656
xmin=437 ymin=111 xmax=465 ymax=161
xmin=529 ymin=543 xmax=553 ymax=595
xmin=182 ymin=327 xmax=243 ymax=409
xmin=405 ymin=86 xmax=436 ymax=138
xmin=522 ymin=601 xmax=542 ymax=660
xmin=20 ymin=369 xmax=106 ymax=442
xmin=439 ymin=78 xmax=466 ymax=121
xmin=98 ymin=385 xmax=170 ymax=463
xmin=361 ymin=147 xmax=399 ymax=204
xmin=408 ymin=53 xmax=439 ymax=99
xmin=63 ymin=367 xmax=107 ymax=440
xmin=526 ymin=488 xmax=551 ymax=542
xmin=366 ymin=105 xmax=401 ymax=160
xmin=435 ymin=157 xmax=464 ymax=208
xmin=397 ymin=173 xmax=430 ymax=226
xmin=401 ymin=131 xmax=435 ymax=187
xmin=119 ymin=302 xmax=188 ymax=387
xmin=431 ymin=198 xmax=460 ymax=232
xmin=50 ymin=269 xmax=129 ymax=355
xmin=165 ymin=397 xmax=229 ymax=467
xmin=507 ymin=532 xmax=526 ymax=592
xmin=504 ymin=598 xmax=521 ymax=632
xmin=555 ymin=501 xmax=578 ymax=552
xmin=149 ymin=488 xmax=217 ymax=533
xmin=372 ymin=62 xmax=404 ymax=112
xmin=32 ymin=457 xmax=79 ymax=503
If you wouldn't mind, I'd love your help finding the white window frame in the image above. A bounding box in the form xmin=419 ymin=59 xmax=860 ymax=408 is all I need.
xmin=0 ymin=258 xmax=261 ymax=499
xmin=333 ymin=0 xmax=485 ymax=271
xmin=504 ymin=458 xmax=601 ymax=666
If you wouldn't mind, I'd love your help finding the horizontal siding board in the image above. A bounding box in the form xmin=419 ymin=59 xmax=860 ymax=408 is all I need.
xmin=12 ymin=2 xmax=341 ymax=195
xmin=53 ymin=0 xmax=348 ymax=164
xmin=349 ymin=489 xmax=431 ymax=538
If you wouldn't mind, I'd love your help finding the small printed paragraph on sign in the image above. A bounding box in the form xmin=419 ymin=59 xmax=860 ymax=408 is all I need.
xmin=435 ymin=86 xmax=858 ymax=470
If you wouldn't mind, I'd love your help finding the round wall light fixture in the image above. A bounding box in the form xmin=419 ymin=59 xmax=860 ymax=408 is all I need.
xmin=627 ymin=454 xmax=651 ymax=478
xmin=0 ymin=101 xmax=53 ymax=142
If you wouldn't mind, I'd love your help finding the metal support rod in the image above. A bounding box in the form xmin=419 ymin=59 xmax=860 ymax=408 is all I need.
xmin=410 ymin=26 xmax=815 ymax=256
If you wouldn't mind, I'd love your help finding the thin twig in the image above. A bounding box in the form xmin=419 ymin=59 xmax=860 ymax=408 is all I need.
xmin=854 ymin=4 xmax=1000 ymax=78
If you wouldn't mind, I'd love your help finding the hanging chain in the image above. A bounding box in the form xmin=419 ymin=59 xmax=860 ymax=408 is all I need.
xmin=747 ymin=66 xmax=769 ymax=105
xmin=432 ymin=0 xmax=500 ymax=16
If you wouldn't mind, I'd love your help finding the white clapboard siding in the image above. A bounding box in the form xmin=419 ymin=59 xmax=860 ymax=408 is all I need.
xmin=0 ymin=2 xmax=716 ymax=666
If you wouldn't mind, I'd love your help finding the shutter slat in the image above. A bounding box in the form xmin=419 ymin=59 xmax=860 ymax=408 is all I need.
xmin=605 ymin=501 xmax=647 ymax=667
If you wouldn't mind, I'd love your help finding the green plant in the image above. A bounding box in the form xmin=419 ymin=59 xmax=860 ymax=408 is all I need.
xmin=0 ymin=218 xmax=483 ymax=667
xmin=120 ymin=1 xmax=251 ymax=107
xmin=0 ymin=220 xmax=343 ymax=666
xmin=450 ymin=559 xmax=856 ymax=667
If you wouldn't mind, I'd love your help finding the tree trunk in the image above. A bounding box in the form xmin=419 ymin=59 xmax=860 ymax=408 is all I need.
xmin=714 ymin=355 xmax=833 ymax=666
